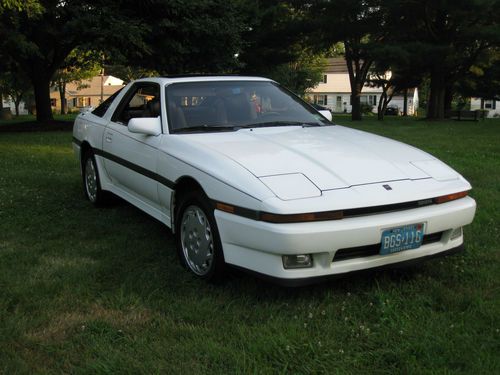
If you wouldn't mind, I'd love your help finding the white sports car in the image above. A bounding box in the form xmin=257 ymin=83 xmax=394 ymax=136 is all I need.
xmin=72 ymin=76 xmax=476 ymax=285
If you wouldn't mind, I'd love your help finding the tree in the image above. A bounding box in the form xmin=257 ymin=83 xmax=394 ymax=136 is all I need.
xmin=0 ymin=0 xmax=246 ymax=122
xmin=265 ymin=49 xmax=327 ymax=96
xmin=118 ymin=0 xmax=245 ymax=75
xmin=456 ymin=48 xmax=500 ymax=102
xmin=105 ymin=65 xmax=158 ymax=85
xmin=310 ymin=0 xmax=387 ymax=121
xmin=0 ymin=1 xmax=147 ymax=122
xmin=238 ymin=1 xmax=308 ymax=76
xmin=383 ymin=0 xmax=500 ymax=120
xmin=366 ymin=42 xmax=423 ymax=120
xmin=0 ymin=65 xmax=32 ymax=116
xmin=51 ymin=49 xmax=102 ymax=114
xmin=0 ymin=0 xmax=41 ymax=14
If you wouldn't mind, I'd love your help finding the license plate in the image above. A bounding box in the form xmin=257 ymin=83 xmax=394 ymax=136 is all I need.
xmin=380 ymin=223 xmax=424 ymax=255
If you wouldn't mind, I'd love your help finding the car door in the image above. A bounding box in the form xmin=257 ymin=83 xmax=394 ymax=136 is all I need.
xmin=103 ymin=82 xmax=162 ymax=207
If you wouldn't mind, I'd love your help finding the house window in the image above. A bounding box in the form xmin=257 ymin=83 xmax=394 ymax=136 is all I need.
xmin=360 ymin=95 xmax=377 ymax=105
xmin=484 ymin=100 xmax=496 ymax=109
xmin=322 ymin=75 xmax=327 ymax=84
xmin=50 ymin=98 xmax=57 ymax=107
xmin=314 ymin=95 xmax=328 ymax=106
xmin=76 ymin=97 xmax=91 ymax=107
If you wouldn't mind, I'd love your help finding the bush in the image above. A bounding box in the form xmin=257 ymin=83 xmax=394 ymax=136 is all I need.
xmin=360 ymin=103 xmax=374 ymax=114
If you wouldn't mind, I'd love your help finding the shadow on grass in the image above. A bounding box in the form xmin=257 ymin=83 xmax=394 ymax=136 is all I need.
xmin=69 ymin=190 xmax=432 ymax=307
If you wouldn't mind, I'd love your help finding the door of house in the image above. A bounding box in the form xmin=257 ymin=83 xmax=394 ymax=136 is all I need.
xmin=336 ymin=96 xmax=342 ymax=112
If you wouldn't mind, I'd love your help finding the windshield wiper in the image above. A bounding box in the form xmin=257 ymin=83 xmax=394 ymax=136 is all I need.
xmin=174 ymin=125 xmax=239 ymax=133
xmin=238 ymin=121 xmax=322 ymax=129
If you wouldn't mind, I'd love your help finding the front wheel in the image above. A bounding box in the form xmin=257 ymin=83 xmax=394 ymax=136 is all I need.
xmin=82 ymin=151 xmax=108 ymax=206
xmin=175 ymin=191 xmax=225 ymax=281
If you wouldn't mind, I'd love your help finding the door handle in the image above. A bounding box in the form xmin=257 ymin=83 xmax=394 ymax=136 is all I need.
xmin=105 ymin=132 xmax=113 ymax=143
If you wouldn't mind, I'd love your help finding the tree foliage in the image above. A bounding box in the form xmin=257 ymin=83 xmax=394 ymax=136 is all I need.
xmin=0 ymin=65 xmax=32 ymax=116
xmin=51 ymin=49 xmax=102 ymax=114
xmin=266 ymin=50 xmax=327 ymax=96
xmin=383 ymin=0 xmax=500 ymax=119
xmin=310 ymin=0 xmax=387 ymax=121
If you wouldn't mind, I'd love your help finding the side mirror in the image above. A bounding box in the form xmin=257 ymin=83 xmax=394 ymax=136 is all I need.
xmin=318 ymin=109 xmax=333 ymax=121
xmin=128 ymin=117 xmax=161 ymax=136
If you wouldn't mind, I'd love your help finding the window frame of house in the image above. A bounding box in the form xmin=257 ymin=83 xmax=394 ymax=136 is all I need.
xmin=314 ymin=94 xmax=328 ymax=106
xmin=484 ymin=100 xmax=496 ymax=110
xmin=75 ymin=97 xmax=92 ymax=108
xmin=322 ymin=75 xmax=327 ymax=84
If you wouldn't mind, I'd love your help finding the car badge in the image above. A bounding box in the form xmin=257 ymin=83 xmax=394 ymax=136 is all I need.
xmin=383 ymin=184 xmax=392 ymax=191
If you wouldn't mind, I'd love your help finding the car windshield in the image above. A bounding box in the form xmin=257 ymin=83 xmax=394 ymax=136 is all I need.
xmin=165 ymin=81 xmax=331 ymax=133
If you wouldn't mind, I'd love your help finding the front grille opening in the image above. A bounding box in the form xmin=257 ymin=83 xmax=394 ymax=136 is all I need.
xmin=332 ymin=231 xmax=444 ymax=262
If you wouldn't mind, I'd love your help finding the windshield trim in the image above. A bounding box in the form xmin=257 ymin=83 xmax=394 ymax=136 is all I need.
xmin=165 ymin=80 xmax=332 ymax=134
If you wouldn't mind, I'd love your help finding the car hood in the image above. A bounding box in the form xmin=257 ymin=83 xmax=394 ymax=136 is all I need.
xmin=185 ymin=125 xmax=458 ymax=191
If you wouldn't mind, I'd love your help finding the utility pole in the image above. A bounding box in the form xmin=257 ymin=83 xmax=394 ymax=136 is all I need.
xmin=100 ymin=54 xmax=104 ymax=104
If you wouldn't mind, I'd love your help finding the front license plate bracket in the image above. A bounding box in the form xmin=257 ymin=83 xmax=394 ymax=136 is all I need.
xmin=380 ymin=223 xmax=425 ymax=255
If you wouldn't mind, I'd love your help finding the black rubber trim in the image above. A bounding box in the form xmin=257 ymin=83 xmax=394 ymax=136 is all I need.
xmin=231 ymin=243 xmax=465 ymax=287
xmin=72 ymin=137 xmax=82 ymax=146
xmin=73 ymin=136 xmax=462 ymax=225
xmin=212 ymin=197 xmax=437 ymax=224
xmin=333 ymin=231 xmax=444 ymax=262
xmin=93 ymin=148 xmax=175 ymax=189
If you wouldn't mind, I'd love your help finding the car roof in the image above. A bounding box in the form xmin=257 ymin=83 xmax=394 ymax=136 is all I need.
xmin=132 ymin=76 xmax=273 ymax=85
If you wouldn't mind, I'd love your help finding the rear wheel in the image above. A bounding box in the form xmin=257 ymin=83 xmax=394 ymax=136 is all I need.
xmin=82 ymin=151 xmax=108 ymax=206
xmin=175 ymin=191 xmax=225 ymax=281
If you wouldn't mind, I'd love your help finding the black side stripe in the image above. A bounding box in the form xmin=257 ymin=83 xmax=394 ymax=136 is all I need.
xmin=73 ymin=136 xmax=444 ymax=223
xmin=93 ymin=149 xmax=176 ymax=189
xmin=73 ymin=137 xmax=175 ymax=189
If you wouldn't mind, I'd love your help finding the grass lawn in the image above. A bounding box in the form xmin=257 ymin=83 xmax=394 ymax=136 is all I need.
xmin=0 ymin=117 xmax=499 ymax=373
xmin=0 ymin=113 xmax=77 ymax=126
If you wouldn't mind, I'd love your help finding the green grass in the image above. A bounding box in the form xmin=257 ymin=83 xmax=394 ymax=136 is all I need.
xmin=0 ymin=113 xmax=77 ymax=125
xmin=0 ymin=118 xmax=499 ymax=374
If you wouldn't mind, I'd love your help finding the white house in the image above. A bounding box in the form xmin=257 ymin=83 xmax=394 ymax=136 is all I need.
xmin=2 ymin=75 xmax=124 ymax=115
xmin=50 ymin=75 xmax=124 ymax=112
xmin=1 ymin=98 xmax=29 ymax=115
xmin=307 ymin=58 xmax=419 ymax=115
xmin=470 ymin=98 xmax=499 ymax=117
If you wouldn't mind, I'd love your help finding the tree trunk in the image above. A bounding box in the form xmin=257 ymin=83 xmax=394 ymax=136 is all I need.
xmin=427 ymin=71 xmax=446 ymax=120
xmin=59 ymin=81 xmax=67 ymax=115
xmin=444 ymin=85 xmax=453 ymax=117
xmin=403 ymin=89 xmax=408 ymax=116
xmin=377 ymin=89 xmax=386 ymax=121
xmin=14 ymin=99 xmax=20 ymax=116
xmin=351 ymin=92 xmax=361 ymax=121
xmin=32 ymin=74 xmax=53 ymax=123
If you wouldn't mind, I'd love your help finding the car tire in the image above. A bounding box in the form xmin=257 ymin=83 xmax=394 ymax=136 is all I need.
xmin=82 ymin=151 xmax=108 ymax=206
xmin=175 ymin=190 xmax=226 ymax=282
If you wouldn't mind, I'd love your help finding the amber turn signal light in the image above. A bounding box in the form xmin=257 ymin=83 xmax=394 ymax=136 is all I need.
xmin=215 ymin=202 xmax=235 ymax=214
xmin=433 ymin=191 xmax=469 ymax=204
xmin=260 ymin=210 xmax=344 ymax=223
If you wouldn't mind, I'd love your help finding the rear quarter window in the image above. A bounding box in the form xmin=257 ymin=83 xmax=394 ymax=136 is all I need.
xmin=92 ymin=89 xmax=123 ymax=117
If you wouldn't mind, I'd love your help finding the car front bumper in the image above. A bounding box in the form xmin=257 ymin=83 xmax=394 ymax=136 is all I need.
xmin=214 ymin=196 xmax=476 ymax=285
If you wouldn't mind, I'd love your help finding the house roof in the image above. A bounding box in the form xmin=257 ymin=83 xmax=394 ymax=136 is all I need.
xmin=66 ymin=75 xmax=124 ymax=97
xmin=325 ymin=58 xmax=350 ymax=74
xmin=392 ymin=88 xmax=416 ymax=97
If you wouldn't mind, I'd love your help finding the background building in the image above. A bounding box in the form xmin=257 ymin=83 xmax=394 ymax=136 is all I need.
xmin=470 ymin=98 xmax=499 ymax=117
xmin=50 ymin=75 xmax=124 ymax=113
xmin=307 ymin=58 xmax=419 ymax=115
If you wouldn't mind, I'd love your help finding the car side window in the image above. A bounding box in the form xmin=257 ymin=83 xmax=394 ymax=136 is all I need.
xmin=112 ymin=84 xmax=160 ymax=125
xmin=91 ymin=88 xmax=123 ymax=117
